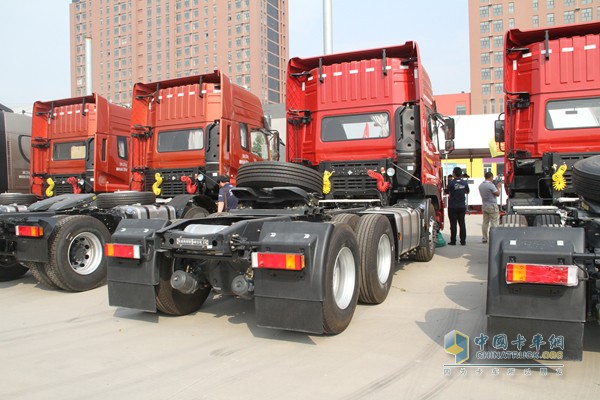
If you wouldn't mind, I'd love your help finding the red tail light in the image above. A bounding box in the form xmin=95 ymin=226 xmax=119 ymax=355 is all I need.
xmin=104 ymin=243 xmax=141 ymax=259
xmin=251 ymin=252 xmax=305 ymax=270
xmin=506 ymin=263 xmax=578 ymax=286
xmin=15 ymin=225 xmax=44 ymax=237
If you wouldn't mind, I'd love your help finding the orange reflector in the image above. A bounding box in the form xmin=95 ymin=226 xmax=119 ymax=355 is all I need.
xmin=104 ymin=243 xmax=141 ymax=259
xmin=251 ymin=252 xmax=305 ymax=270
xmin=15 ymin=225 xmax=44 ymax=237
xmin=506 ymin=263 xmax=578 ymax=286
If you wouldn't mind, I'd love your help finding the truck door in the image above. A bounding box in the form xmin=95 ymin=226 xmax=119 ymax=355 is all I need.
xmin=205 ymin=121 xmax=221 ymax=187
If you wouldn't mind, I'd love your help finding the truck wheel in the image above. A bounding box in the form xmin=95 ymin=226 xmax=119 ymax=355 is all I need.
xmin=95 ymin=191 xmax=156 ymax=208
xmin=236 ymin=162 xmax=323 ymax=194
xmin=330 ymin=213 xmax=361 ymax=231
xmin=0 ymin=193 xmax=38 ymax=206
xmin=182 ymin=205 xmax=209 ymax=219
xmin=415 ymin=204 xmax=436 ymax=262
xmin=0 ymin=258 xmax=28 ymax=281
xmin=46 ymin=216 xmax=111 ymax=292
xmin=323 ymin=224 xmax=359 ymax=334
xmin=500 ymin=214 xmax=528 ymax=227
xmin=356 ymin=214 xmax=394 ymax=304
xmin=573 ymin=155 xmax=600 ymax=202
xmin=155 ymin=266 xmax=211 ymax=315
xmin=22 ymin=262 xmax=61 ymax=289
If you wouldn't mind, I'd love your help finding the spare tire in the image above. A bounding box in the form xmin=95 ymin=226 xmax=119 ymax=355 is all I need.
xmin=0 ymin=193 xmax=38 ymax=206
xmin=236 ymin=162 xmax=323 ymax=194
xmin=95 ymin=191 xmax=156 ymax=208
xmin=573 ymin=156 xmax=600 ymax=203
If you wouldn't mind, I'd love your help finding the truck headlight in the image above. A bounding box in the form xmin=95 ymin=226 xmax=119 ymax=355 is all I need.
xmin=386 ymin=167 xmax=395 ymax=177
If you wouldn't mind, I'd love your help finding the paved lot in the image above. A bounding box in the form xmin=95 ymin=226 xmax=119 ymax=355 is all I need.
xmin=1 ymin=215 xmax=599 ymax=400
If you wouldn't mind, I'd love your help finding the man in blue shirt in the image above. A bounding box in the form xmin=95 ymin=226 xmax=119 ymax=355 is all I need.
xmin=216 ymin=175 xmax=238 ymax=212
xmin=444 ymin=167 xmax=470 ymax=245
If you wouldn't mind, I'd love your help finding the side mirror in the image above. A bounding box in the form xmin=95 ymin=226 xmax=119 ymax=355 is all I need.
xmin=445 ymin=140 xmax=455 ymax=153
xmin=494 ymin=120 xmax=505 ymax=143
xmin=263 ymin=115 xmax=272 ymax=131
xmin=444 ymin=117 xmax=455 ymax=141
xmin=269 ymin=129 xmax=281 ymax=161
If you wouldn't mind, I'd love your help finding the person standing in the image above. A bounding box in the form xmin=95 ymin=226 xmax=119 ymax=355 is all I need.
xmin=216 ymin=175 xmax=238 ymax=212
xmin=444 ymin=167 xmax=470 ymax=245
xmin=478 ymin=172 xmax=501 ymax=243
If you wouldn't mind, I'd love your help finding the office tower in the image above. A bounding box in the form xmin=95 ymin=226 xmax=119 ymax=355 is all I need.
xmin=70 ymin=0 xmax=288 ymax=105
xmin=468 ymin=0 xmax=599 ymax=114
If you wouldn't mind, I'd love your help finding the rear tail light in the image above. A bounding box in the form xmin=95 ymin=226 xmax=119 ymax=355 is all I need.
xmin=506 ymin=263 xmax=578 ymax=286
xmin=251 ymin=252 xmax=305 ymax=270
xmin=104 ymin=243 xmax=141 ymax=259
xmin=15 ymin=225 xmax=44 ymax=237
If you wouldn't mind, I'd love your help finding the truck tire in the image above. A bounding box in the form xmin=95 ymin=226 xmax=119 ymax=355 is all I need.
xmin=533 ymin=214 xmax=561 ymax=227
xmin=46 ymin=215 xmax=111 ymax=292
xmin=22 ymin=262 xmax=61 ymax=289
xmin=0 ymin=193 xmax=38 ymax=206
xmin=500 ymin=214 xmax=528 ymax=227
xmin=155 ymin=266 xmax=211 ymax=315
xmin=182 ymin=205 xmax=209 ymax=219
xmin=573 ymin=155 xmax=600 ymax=202
xmin=356 ymin=214 xmax=394 ymax=304
xmin=415 ymin=204 xmax=436 ymax=262
xmin=95 ymin=191 xmax=156 ymax=208
xmin=323 ymin=224 xmax=360 ymax=334
xmin=330 ymin=213 xmax=361 ymax=231
xmin=0 ymin=258 xmax=28 ymax=281
xmin=236 ymin=162 xmax=323 ymax=194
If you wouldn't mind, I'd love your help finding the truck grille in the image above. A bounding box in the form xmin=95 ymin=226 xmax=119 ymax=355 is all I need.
xmin=48 ymin=174 xmax=82 ymax=196
xmin=145 ymin=168 xmax=198 ymax=198
xmin=324 ymin=161 xmax=382 ymax=197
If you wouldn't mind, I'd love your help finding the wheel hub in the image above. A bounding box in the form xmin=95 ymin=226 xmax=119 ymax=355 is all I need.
xmin=67 ymin=232 xmax=103 ymax=275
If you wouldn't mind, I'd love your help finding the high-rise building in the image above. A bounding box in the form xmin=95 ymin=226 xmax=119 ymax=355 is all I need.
xmin=468 ymin=0 xmax=600 ymax=114
xmin=69 ymin=0 xmax=288 ymax=105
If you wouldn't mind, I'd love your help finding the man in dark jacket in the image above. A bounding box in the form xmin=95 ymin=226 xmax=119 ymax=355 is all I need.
xmin=216 ymin=175 xmax=238 ymax=212
xmin=444 ymin=167 xmax=470 ymax=245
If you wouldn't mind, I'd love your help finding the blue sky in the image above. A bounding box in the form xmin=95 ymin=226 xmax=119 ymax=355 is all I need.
xmin=0 ymin=0 xmax=470 ymax=110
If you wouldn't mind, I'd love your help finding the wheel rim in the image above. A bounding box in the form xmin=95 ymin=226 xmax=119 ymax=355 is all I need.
xmin=376 ymin=234 xmax=392 ymax=284
xmin=331 ymin=247 xmax=355 ymax=310
xmin=67 ymin=232 xmax=103 ymax=275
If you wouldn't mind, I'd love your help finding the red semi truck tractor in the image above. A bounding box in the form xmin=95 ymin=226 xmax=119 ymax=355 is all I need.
xmin=129 ymin=71 xmax=278 ymax=216
xmin=30 ymin=94 xmax=131 ymax=198
xmin=106 ymin=42 xmax=454 ymax=334
xmin=0 ymin=73 xmax=277 ymax=290
xmin=488 ymin=22 xmax=600 ymax=360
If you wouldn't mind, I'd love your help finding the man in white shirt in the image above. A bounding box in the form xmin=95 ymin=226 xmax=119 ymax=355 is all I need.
xmin=478 ymin=172 xmax=500 ymax=243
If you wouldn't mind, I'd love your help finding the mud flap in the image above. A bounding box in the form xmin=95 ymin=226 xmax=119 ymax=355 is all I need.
xmin=253 ymin=221 xmax=333 ymax=334
xmin=107 ymin=219 xmax=170 ymax=312
xmin=486 ymin=226 xmax=586 ymax=361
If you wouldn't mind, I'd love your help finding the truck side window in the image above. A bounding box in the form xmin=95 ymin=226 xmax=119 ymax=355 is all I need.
xmin=240 ymin=123 xmax=249 ymax=150
xmin=157 ymin=128 xmax=204 ymax=152
xmin=117 ymin=137 xmax=127 ymax=160
xmin=101 ymin=139 xmax=107 ymax=161
xmin=250 ymin=129 xmax=268 ymax=159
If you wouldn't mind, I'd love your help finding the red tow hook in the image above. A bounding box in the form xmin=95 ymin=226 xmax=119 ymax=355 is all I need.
xmin=67 ymin=176 xmax=82 ymax=194
xmin=180 ymin=176 xmax=198 ymax=194
xmin=367 ymin=170 xmax=390 ymax=192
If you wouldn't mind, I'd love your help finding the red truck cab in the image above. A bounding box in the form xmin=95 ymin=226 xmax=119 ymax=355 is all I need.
xmin=30 ymin=94 xmax=131 ymax=198
xmin=287 ymin=42 xmax=453 ymax=227
xmin=129 ymin=70 xmax=277 ymax=211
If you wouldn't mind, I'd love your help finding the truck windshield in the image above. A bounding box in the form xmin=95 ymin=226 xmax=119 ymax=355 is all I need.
xmin=157 ymin=128 xmax=204 ymax=152
xmin=546 ymin=97 xmax=600 ymax=130
xmin=321 ymin=112 xmax=389 ymax=142
xmin=52 ymin=141 xmax=86 ymax=160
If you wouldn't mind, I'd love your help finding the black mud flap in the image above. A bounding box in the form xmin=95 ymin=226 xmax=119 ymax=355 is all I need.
xmin=486 ymin=226 xmax=586 ymax=361
xmin=107 ymin=219 xmax=170 ymax=312
xmin=253 ymin=221 xmax=333 ymax=334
